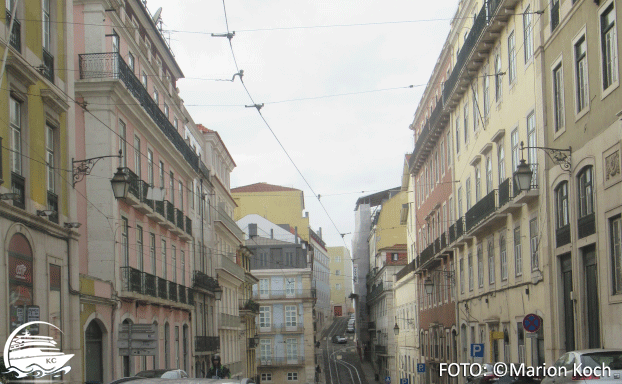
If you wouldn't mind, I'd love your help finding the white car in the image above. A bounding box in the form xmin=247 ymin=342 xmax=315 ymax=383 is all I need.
xmin=541 ymin=350 xmax=622 ymax=384
xmin=132 ymin=379 xmax=255 ymax=384
xmin=135 ymin=369 xmax=189 ymax=379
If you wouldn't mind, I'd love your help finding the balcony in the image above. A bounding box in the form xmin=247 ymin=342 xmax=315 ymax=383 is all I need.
xmin=419 ymin=243 xmax=435 ymax=267
xmin=153 ymin=200 xmax=166 ymax=222
xmin=497 ymin=178 xmax=520 ymax=213
xmin=577 ymin=213 xmax=595 ymax=239
xmin=168 ymin=281 xmax=178 ymax=302
xmin=195 ymin=336 xmax=220 ymax=353
xmin=367 ymin=321 xmax=376 ymax=331
xmin=193 ymin=270 xmax=220 ymax=292
xmin=42 ymin=49 xmax=54 ymax=82
xmin=239 ymin=298 xmax=260 ymax=313
xmin=465 ymin=190 xmax=497 ymax=232
xmin=157 ymin=277 xmax=168 ymax=299
xmin=396 ymin=260 xmax=416 ymax=282
xmin=6 ymin=11 xmax=20 ymax=52
xmin=178 ymin=285 xmax=187 ymax=304
xmin=252 ymin=289 xmax=317 ymax=300
xmin=219 ymin=313 xmax=240 ymax=328
xmin=118 ymin=268 xmax=191 ymax=308
xmin=272 ymin=323 xmax=305 ymax=333
xmin=11 ymin=172 xmax=25 ymax=209
xmin=367 ymin=282 xmax=384 ymax=302
xmin=144 ymin=272 xmax=157 ymax=297
xmin=125 ymin=168 xmax=142 ymax=206
xmin=164 ymin=200 xmax=175 ymax=229
xmin=78 ymin=52 xmax=201 ymax=174
xmin=257 ymin=357 xmax=305 ymax=367
xmin=187 ymin=289 xmax=195 ymax=305
xmin=556 ymin=225 xmax=571 ymax=248
xmin=513 ymin=164 xmax=539 ymax=204
xmin=121 ymin=267 xmax=142 ymax=294
xmin=375 ymin=345 xmax=388 ymax=355
xmin=185 ymin=216 xmax=192 ymax=236
xmin=215 ymin=205 xmax=245 ymax=241
xmin=175 ymin=208 xmax=185 ymax=230
xmin=217 ymin=254 xmax=245 ymax=282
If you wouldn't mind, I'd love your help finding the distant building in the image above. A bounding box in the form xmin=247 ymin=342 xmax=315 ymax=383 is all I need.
xmin=327 ymin=247 xmax=353 ymax=317
xmin=309 ymin=228 xmax=331 ymax=334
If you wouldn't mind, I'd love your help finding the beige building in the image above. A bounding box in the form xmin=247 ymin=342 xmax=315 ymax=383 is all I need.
xmin=327 ymin=246 xmax=353 ymax=317
xmin=541 ymin=0 xmax=622 ymax=354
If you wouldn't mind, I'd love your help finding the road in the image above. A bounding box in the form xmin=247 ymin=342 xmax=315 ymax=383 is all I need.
xmin=321 ymin=317 xmax=370 ymax=384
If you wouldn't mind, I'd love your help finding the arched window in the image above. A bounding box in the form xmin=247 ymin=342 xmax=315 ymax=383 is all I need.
xmin=8 ymin=233 xmax=34 ymax=312
xmin=85 ymin=321 xmax=104 ymax=384
xmin=577 ymin=166 xmax=595 ymax=238
xmin=164 ymin=322 xmax=170 ymax=369
xmin=555 ymin=182 xmax=569 ymax=229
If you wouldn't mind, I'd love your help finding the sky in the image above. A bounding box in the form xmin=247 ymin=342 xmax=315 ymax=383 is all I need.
xmin=142 ymin=0 xmax=458 ymax=249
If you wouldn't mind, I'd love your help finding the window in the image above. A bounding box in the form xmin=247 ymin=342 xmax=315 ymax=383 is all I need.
xmin=170 ymin=171 xmax=174 ymax=204
xmin=601 ymin=3 xmax=618 ymax=90
xmin=121 ymin=217 xmax=129 ymax=267
xmin=159 ymin=161 xmax=165 ymax=187
xmin=458 ymin=187 xmax=463 ymax=218
xmin=260 ymin=252 xmax=268 ymax=267
xmin=180 ymin=250 xmax=185 ymax=286
xmin=147 ymin=150 xmax=154 ymax=185
xmin=137 ymin=226 xmax=143 ymax=270
xmin=10 ymin=97 xmax=22 ymax=174
xmin=612 ymin=216 xmax=622 ymax=294
xmin=508 ymin=32 xmax=516 ymax=83
xmin=524 ymin=6 xmax=533 ymax=62
xmin=171 ymin=245 xmax=176 ymax=283
xmin=178 ymin=181 xmax=183 ymax=210
xmin=119 ymin=120 xmax=127 ymax=168
xmin=134 ymin=135 xmax=141 ymax=178
xmin=514 ymin=226 xmax=522 ymax=276
xmin=150 ymin=233 xmax=156 ymax=275
xmin=483 ymin=65 xmax=490 ymax=116
xmin=556 ymin=182 xmax=569 ymax=229
xmin=500 ymin=230 xmax=507 ymax=280
xmin=498 ymin=139 xmax=506 ymax=183
xmin=488 ymin=237 xmax=495 ymax=284
xmin=475 ymin=164 xmax=482 ymax=202
xmin=495 ymin=51 xmax=503 ymax=101
xmin=473 ymin=87 xmax=479 ymax=129
xmin=260 ymin=339 xmax=271 ymax=360
xmin=259 ymin=306 xmax=271 ymax=328
xmin=464 ymin=102 xmax=469 ymax=143
xmin=511 ymin=129 xmax=519 ymax=172
xmin=43 ymin=0 xmax=51 ymax=52
xmin=286 ymin=278 xmax=295 ymax=296
xmin=530 ymin=218 xmax=539 ymax=270
xmin=46 ymin=125 xmax=55 ymax=192
xmin=553 ymin=63 xmax=565 ymax=132
xmin=161 ymin=239 xmax=167 ymax=279
xmin=392 ymin=253 xmax=399 ymax=261
xmin=466 ymin=178 xmax=472 ymax=210
xmin=287 ymin=372 xmax=298 ymax=381
xmin=551 ymin=0 xmax=560 ymax=31
xmin=259 ymin=279 xmax=269 ymax=295
xmin=456 ymin=117 xmax=461 ymax=153
xmin=468 ymin=252 xmax=473 ymax=291
xmin=578 ymin=167 xmax=594 ymax=218
xmin=153 ymin=89 xmax=159 ymax=105
xmin=460 ymin=257 xmax=464 ymax=293
xmin=141 ymin=71 xmax=148 ymax=88
xmin=285 ymin=305 xmax=297 ymax=327
xmin=575 ymin=36 xmax=588 ymax=112
xmin=164 ymin=103 xmax=169 ymax=119
xmin=527 ymin=112 xmax=537 ymax=166
xmin=128 ymin=52 xmax=135 ymax=72
xmin=261 ymin=373 xmax=272 ymax=382
xmin=49 ymin=264 xmax=61 ymax=347
xmin=477 ymin=243 xmax=484 ymax=288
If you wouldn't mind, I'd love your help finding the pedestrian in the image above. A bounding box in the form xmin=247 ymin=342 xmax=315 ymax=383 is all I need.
xmin=206 ymin=355 xmax=231 ymax=379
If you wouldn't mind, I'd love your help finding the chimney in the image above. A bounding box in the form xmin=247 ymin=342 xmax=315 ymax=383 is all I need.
xmin=249 ymin=223 xmax=257 ymax=238
xmin=304 ymin=211 xmax=309 ymax=218
xmin=270 ymin=229 xmax=274 ymax=239
xmin=294 ymin=227 xmax=298 ymax=243
xmin=318 ymin=227 xmax=322 ymax=239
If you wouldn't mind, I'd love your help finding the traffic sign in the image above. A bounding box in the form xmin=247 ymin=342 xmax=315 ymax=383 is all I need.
xmin=400 ymin=379 xmax=409 ymax=384
xmin=118 ymin=340 xmax=158 ymax=349
xmin=385 ymin=376 xmax=391 ymax=384
xmin=522 ymin=314 xmax=542 ymax=333
xmin=471 ymin=343 xmax=484 ymax=358
xmin=417 ymin=363 xmax=426 ymax=373
xmin=118 ymin=323 xmax=157 ymax=356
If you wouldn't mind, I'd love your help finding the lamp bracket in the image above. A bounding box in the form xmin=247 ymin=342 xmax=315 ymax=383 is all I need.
xmin=72 ymin=152 xmax=122 ymax=187
xmin=520 ymin=142 xmax=571 ymax=171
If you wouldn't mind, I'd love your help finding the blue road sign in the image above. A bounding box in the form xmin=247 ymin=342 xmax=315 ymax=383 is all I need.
xmin=523 ymin=314 xmax=542 ymax=333
xmin=417 ymin=363 xmax=426 ymax=373
xmin=471 ymin=343 xmax=484 ymax=358
xmin=400 ymin=379 xmax=409 ymax=384
xmin=385 ymin=376 xmax=391 ymax=384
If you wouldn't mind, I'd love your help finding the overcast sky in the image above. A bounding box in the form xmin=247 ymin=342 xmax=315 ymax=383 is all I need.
xmin=143 ymin=0 xmax=457 ymax=249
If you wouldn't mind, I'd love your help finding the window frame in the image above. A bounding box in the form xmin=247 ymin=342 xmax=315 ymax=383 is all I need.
xmin=514 ymin=225 xmax=522 ymax=277
xmin=611 ymin=215 xmax=622 ymax=295
xmin=577 ymin=166 xmax=594 ymax=218
xmin=10 ymin=96 xmax=22 ymax=175
xmin=46 ymin=124 xmax=55 ymax=192
xmin=573 ymin=32 xmax=589 ymax=116
xmin=524 ymin=5 xmax=533 ymax=63
xmin=600 ymin=1 xmax=618 ymax=94
xmin=508 ymin=31 xmax=516 ymax=84
xmin=552 ymin=60 xmax=565 ymax=134
xmin=556 ymin=181 xmax=570 ymax=229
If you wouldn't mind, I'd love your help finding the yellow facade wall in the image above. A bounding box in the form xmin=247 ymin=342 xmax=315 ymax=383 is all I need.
xmin=376 ymin=191 xmax=407 ymax=250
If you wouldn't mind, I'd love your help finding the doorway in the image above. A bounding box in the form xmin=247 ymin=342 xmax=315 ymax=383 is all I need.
xmin=85 ymin=321 xmax=104 ymax=384
xmin=583 ymin=246 xmax=600 ymax=348
xmin=560 ymin=253 xmax=575 ymax=351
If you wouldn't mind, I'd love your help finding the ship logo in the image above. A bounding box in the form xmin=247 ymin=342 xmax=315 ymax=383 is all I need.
xmin=3 ymin=321 xmax=73 ymax=378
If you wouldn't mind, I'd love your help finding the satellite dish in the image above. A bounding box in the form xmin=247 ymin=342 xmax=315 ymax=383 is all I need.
xmin=152 ymin=7 xmax=162 ymax=23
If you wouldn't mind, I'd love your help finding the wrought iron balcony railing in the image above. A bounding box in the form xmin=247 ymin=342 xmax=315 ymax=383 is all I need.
xmin=176 ymin=208 xmax=184 ymax=230
xmin=498 ymin=178 xmax=511 ymax=207
xmin=556 ymin=225 xmax=571 ymax=248
xmin=42 ymin=49 xmax=54 ymax=82
xmin=465 ymin=189 xmax=497 ymax=232
xmin=165 ymin=200 xmax=175 ymax=223
xmin=187 ymin=289 xmax=195 ymax=305
xmin=193 ymin=270 xmax=220 ymax=292
xmin=178 ymin=285 xmax=187 ymax=303
xmin=168 ymin=281 xmax=178 ymax=302
xmin=257 ymin=357 xmax=305 ymax=366
xmin=456 ymin=217 xmax=464 ymax=238
xmin=252 ymin=289 xmax=317 ymax=300
xmin=375 ymin=345 xmax=388 ymax=355
xmin=195 ymin=336 xmax=220 ymax=352
xmin=143 ymin=272 xmax=157 ymax=297
xmin=577 ymin=213 xmax=595 ymax=239
xmin=6 ymin=11 xmax=20 ymax=52
xmin=155 ymin=200 xmax=165 ymax=217
xmin=419 ymin=242 xmax=435 ymax=267
xmin=185 ymin=216 xmax=192 ymax=236
xmin=11 ymin=172 xmax=25 ymax=209
xmin=157 ymin=277 xmax=168 ymax=299
xmin=121 ymin=266 xmax=142 ymax=293
xmin=78 ymin=52 xmax=200 ymax=173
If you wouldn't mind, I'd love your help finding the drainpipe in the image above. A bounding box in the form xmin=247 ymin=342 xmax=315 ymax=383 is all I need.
xmin=0 ymin=0 xmax=19 ymax=91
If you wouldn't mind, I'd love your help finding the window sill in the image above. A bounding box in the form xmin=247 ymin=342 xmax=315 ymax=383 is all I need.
xmin=575 ymin=105 xmax=590 ymax=122
xmin=553 ymin=126 xmax=566 ymax=140
xmin=601 ymin=81 xmax=619 ymax=101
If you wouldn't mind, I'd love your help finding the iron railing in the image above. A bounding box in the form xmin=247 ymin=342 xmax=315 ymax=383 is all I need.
xmin=556 ymin=225 xmax=571 ymax=248
xmin=419 ymin=242 xmax=435 ymax=267
xmin=248 ymin=338 xmax=258 ymax=349
xmin=257 ymin=357 xmax=305 ymax=366
xmin=121 ymin=266 xmax=142 ymax=293
xmin=193 ymin=270 xmax=220 ymax=292
xmin=143 ymin=272 xmax=157 ymax=296
xmin=185 ymin=216 xmax=192 ymax=236
xmin=195 ymin=336 xmax=220 ymax=352
xmin=157 ymin=277 xmax=168 ymax=299
xmin=141 ymin=180 xmax=153 ymax=209
xmin=375 ymin=345 xmax=388 ymax=355
xmin=125 ymin=168 xmax=141 ymax=200
xmin=178 ymin=285 xmax=187 ymax=303
xmin=155 ymin=200 xmax=165 ymax=217
xmin=47 ymin=191 xmax=59 ymax=224
xmin=367 ymin=282 xmax=384 ymax=302
xmin=252 ymin=289 xmax=317 ymax=300
xmin=11 ymin=172 xmax=25 ymax=209
xmin=498 ymin=178 xmax=511 ymax=207
xmin=165 ymin=200 xmax=175 ymax=223
xmin=187 ymin=289 xmax=195 ymax=305
xmin=367 ymin=321 xmax=376 ymax=330
xmin=176 ymin=208 xmax=184 ymax=230
xmin=6 ymin=11 xmax=20 ymax=52
xmin=456 ymin=217 xmax=464 ymax=238
xmin=434 ymin=237 xmax=441 ymax=253
xmin=449 ymin=223 xmax=457 ymax=244
xmin=577 ymin=213 xmax=595 ymax=239
xmin=42 ymin=49 xmax=54 ymax=82
xmin=168 ymin=281 xmax=178 ymax=302
xmin=79 ymin=52 xmax=200 ymax=173
xmin=396 ymin=259 xmax=416 ymax=281
xmin=465 ymin=189 xmax=497 ymax=232
xmin=441 ymin=232 xmax=447 ymax=249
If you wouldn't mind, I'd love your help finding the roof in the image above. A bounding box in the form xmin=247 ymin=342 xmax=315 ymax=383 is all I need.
xmin=354 ymin=187 xmax=401 ymax=210
xmin=197 ymin=124 xmax=236 ymax=167
xmin=231 ymin=182 xmax=302 ymax=193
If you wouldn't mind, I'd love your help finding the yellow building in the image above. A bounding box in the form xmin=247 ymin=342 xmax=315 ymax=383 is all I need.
xmin=327 ymin=246 xmax=352 ymax=317
xmin=1 ymin=0 xmax=80 ymax=382
xmin=231 ymin=182 xmax=310 ymax=242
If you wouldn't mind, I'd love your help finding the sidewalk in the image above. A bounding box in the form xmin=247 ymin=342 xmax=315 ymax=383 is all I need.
xmin=359 ymin=358 xmax=377 ymax=383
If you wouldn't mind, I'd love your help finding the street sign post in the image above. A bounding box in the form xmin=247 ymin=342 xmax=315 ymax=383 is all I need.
xmin=385 ymin=376 xmax=391 ymax=384
xmin=471 ymin=343 xmax=484 ymax=358
xmin=118 ymin=323 xmax=157 ymax=356
xmin=522 ymin=314 xmax=542 ymax=333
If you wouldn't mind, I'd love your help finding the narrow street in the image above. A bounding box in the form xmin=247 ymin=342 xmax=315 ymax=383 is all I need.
xmin=321 ymin=317 xmax=370 ymax=384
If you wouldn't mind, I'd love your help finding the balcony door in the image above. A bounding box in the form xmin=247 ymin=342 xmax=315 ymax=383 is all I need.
xmin=583 ymin=246 xmax=600 ymax=348
xmin=560 ymin=253 xmax=575 ymax=351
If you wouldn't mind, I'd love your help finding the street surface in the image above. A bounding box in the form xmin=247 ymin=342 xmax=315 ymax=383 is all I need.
xmin=321 ymin=317 xmax=370 ymax=384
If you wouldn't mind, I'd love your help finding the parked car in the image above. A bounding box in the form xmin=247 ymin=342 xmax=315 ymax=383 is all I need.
xmin=135 ymin=369 xmax=189 ymax=379
xmin=346 ymin=326 xmax=355 ymax=333
xmin=332 ymin=335 xmax=347 ymax=344
xmin=541 ymin=350 xmax=622 ymax=384
xmin=130 ymin=379 xmax=255 ymax=384
xmin=467 ymin=364 xmax=495 ymax=384
xmin=108 ymin=378 xmax=145 ymax=384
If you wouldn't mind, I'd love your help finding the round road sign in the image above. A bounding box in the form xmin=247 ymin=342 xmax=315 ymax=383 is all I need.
xmin=522 ymin=313 xmax=542 ymax=333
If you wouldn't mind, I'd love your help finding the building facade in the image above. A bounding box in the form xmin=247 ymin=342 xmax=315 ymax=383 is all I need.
xmin=1 ymin=0 xmax=81 ymax=382
xmin=327 ymin=246 xmax=353 ymax=317
xmin=237 ymin=214 xmax=315 ymax=384
xmin=309 ymin=228 xmax=331 ymax=334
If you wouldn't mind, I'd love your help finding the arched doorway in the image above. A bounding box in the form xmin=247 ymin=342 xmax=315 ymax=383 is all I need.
xmin=85 ymin=321 xmax=104 ymax=384
xmin=122 ymin=319 xmax=133 ymax=377
xmin=8 ymin=233 xmax=33 ymax=332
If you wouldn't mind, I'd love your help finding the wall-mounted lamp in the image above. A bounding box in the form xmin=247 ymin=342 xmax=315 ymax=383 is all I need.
xmin=213 ymin=286 xmax=223 ymax=301
xmin=64 ymin=222 xmax=82 ymax=229
xmin=110 ymin=167 xmax=130 ymax=199
xmin=37 ymin=209 xmax=55 ymax=217
xmin=0 ymin=192 xmax=20 ymax=201
xmin=424 ymin=277 xmax=434 ymax=295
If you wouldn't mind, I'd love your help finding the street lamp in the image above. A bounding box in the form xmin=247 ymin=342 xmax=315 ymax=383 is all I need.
xmin=393 ymin=322 xmax=399 ymax=336
xmin=213 ymin=286 xmax=223 ymax=301
xmin=513 ymin=141 xmax=572 ymax=192
xmin=253 ymin=333 xmax=259 ymax=346
xmin=513 ymin=159 xmax=533 ymax=192
xmin=110 ymin=167 xmax=130 ymax=199
xmin=424 ymin=277 xmax=434 ymax=295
